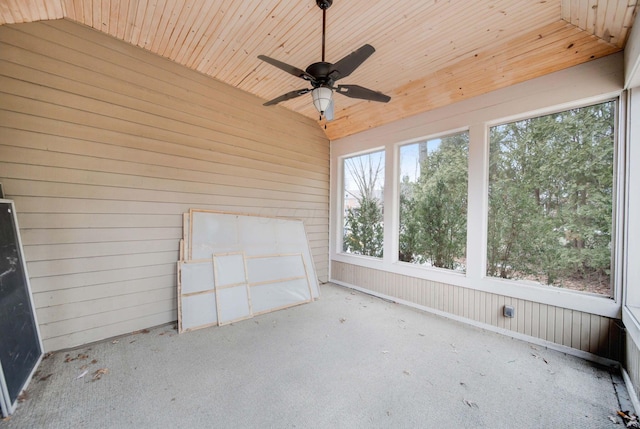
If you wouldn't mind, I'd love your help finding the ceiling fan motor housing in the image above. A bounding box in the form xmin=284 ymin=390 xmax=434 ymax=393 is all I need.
xmin=306 ymin=62 xmax=334 ymax=87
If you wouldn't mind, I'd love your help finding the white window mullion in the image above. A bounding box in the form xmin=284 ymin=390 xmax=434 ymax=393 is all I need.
xmin=625 ymin=88 xmax=640 ymax=307
xmin=466 ymin=123 xmax=489 ymax=281
xmin=384 ymin=142 xmax=398 ymax=267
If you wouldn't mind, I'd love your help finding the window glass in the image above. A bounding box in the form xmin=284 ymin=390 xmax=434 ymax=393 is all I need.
xmin=342 ymin=150 xmax=385 ymax=258
xmin=487 ymin=101 xmax=615 ymax=296
xmin=399 ymin=132 xmax=469 ymax=271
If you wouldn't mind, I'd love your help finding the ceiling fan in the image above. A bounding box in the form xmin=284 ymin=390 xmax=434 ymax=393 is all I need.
xmin=258 ymin=0 xmax=390 ymax=121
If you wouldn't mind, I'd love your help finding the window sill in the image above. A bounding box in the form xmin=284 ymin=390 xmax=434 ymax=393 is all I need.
xmin=331 ymin=253 xmax=621 ymax=318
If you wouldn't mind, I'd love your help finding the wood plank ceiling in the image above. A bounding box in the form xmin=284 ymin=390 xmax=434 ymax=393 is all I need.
xmin=0 ymin=0 xmax=637 ymax=140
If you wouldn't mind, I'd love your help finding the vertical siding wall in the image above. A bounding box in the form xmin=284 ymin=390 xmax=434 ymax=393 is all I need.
xmin=0 ymin=20 xmax=329 ymax=351
xmin=625 ymin=334 xmax=640 ymax=397
xmin=332 ymin=262 xmax=623 ymax=360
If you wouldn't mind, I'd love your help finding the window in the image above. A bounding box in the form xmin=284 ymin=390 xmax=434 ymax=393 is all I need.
xmin=342 ymin=150 xmax=385 ymax=258
xmin=398 ymin=132 xmax=469 ymax=271
xmin=487 ymin=101 xmax=615 ymax=296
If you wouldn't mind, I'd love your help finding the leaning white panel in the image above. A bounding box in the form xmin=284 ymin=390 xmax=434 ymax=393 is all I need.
xmin=274 ymin=219 xmax=319 ymax=298
xmin=247 ymin=254 xmax=312 ymax=315
xmin=238 ymin=215 xmax=278 ymax=255
xmin=180 ymin=210 xmax=320 ymax=334
xmin=179 ymin=261 xmax=215 ymax=295
xmin=246 ymin=254 xmax=307 ymax=284
xmin=216 ymin=286 xmax=252 ymax=325
xmin=250 ymin=279 xmax=312 ymax=315
xmin=190 ymin=211 xmax=239 ymax=260
xmin=177 ymin=260 xmax=217 ymax=333
xmin=215 ymin=253 xmax=247 ymax=286
xmin=181 ymin=293 xmax=217 ymax=331
xmin=189 ymin=211 xmax=320 ymax=299
xmin=214 ymin=253 xmax=252 ymax=326
xmin=182 ymin=212 xmax=190 ymax=259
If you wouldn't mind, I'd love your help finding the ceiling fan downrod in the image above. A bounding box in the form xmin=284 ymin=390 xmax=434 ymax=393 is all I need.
xmin=317 ymin=0 xmax=333 ymax=62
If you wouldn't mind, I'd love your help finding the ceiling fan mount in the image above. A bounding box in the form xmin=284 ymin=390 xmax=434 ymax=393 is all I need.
xmin=316 ymin=0 xmax=333 ymax=10
xmin=258 ymin=0 xmax=390 ymax=121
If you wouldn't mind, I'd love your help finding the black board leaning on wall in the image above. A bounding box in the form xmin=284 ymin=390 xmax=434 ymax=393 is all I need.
xmin=0 ymin=200 xmax=42 ymax=416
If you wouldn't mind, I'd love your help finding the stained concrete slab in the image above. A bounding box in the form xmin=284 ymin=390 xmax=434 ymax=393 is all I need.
xmin=1 ymin=283 xmax=628 ymax=428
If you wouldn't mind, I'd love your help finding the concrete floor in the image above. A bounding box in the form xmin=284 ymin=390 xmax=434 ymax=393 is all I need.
xmin=1 ymin=283 xmax=632 ymax=428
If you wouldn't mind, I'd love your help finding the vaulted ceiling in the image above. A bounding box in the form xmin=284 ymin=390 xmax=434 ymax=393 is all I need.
xmin=0 ymin=1 xmax=637 ymax=140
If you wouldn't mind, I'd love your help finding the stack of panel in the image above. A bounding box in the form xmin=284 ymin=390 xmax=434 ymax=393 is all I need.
xmin=177 ymin=210 xmax=320 ymax=333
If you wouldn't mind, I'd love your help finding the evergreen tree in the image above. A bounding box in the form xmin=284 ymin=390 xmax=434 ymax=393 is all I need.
xmin=487 ymin=101 xmax=614 ymax=293
xmin=343 ymin=196 xmax=384 ymax=257
xmin=399 ymin=133 xmax=468 ymax=269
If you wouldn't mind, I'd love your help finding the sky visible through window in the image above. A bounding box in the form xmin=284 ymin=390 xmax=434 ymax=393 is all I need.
xmin=399 ymin=139 xmax=441 ymax=183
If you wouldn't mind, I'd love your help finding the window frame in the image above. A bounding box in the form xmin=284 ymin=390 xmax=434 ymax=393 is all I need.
xmin=623 ymin=87 xmax=640 ymax=341
xmin=395 ymin=129 xmax=470 ymax=274
xmin=483 ymin=98 xmax=620 ymax=299
xmin=337 ymin=147 xmax=387 ymax=261
xmin=329 ymin=63 xmax=624 ymax=319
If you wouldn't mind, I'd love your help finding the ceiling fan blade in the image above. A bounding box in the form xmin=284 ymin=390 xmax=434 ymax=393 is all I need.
xmin=263 ymin=89 xmax=310 ymax=106
xmin=258 ymin=55 xmax=316 ymax=82
xmin=336 ymin=85 xmax=390 ymax=103
xmin=329 ymin=44 xmax=375 ymax=81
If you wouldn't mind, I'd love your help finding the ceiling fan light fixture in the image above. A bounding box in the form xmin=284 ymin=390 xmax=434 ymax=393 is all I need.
xmin=312 ymin=87 xmax=333 ymax=114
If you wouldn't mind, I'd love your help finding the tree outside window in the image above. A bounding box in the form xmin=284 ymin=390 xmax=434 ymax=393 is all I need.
xmin=398 ymin=132 xmax=469 ymax=271
xmin=342 ymin=151 xmax=385 ymax=258
xmin=487 ymin=101 xmax=615 ymax=296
